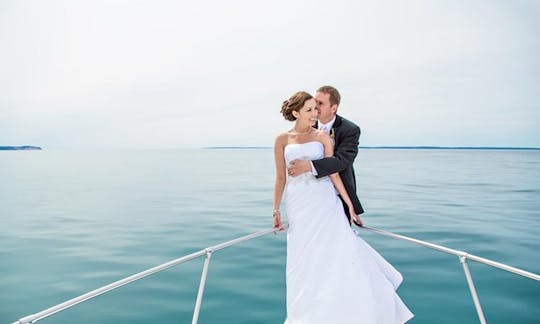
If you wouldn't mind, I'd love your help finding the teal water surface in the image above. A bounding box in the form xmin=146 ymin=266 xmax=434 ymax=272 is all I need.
xmin=1 ymin=149 xmax=539 ymax=323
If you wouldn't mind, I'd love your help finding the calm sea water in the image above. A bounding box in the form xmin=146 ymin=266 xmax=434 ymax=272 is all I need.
xmin=1 ymin=149 xmax=539 ymax=323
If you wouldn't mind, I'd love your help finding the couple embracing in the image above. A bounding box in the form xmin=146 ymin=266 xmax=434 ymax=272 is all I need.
xmin=272 ymin=86 xmax=413 ymax=323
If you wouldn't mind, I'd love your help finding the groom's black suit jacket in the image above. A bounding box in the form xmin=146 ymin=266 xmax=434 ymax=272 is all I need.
xmin=313 ymin=115 xmax=364 ymax=216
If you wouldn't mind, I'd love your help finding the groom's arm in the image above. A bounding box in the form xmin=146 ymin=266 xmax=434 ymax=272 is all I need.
xmin=312 ymin=126 xmax=360 ymax=178
xmin=288 ymin=125 xmax=360 ymax=177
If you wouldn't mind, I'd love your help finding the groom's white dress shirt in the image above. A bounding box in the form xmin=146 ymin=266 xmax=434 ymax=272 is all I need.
xmin=318 ymin=116 xmax=336 ymax=134
xmin=310 ymin=116 xmax=337 ymax=176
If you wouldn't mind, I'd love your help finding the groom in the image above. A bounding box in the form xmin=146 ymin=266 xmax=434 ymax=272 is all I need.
xmin=287 ymin=85 xmax=364 ymax=225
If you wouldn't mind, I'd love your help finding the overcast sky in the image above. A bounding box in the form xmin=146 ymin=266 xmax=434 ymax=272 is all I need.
xmin=1 ymin=0 xmax=538 ymax=148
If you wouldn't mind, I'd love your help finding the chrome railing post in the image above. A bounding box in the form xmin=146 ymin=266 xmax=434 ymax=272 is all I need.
xmin=192 ymin=248 xmax=213 ymax=324
xmin=459 ymin=255 xmax=487 ymax=324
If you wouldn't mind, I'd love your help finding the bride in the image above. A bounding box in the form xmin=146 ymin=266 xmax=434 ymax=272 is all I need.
xmin=272 ymin=91 xmax=414 ymax=323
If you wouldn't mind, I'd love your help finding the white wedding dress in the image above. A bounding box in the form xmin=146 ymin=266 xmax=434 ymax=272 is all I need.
xmin=283 ymin=141 xmax=413 ymax=324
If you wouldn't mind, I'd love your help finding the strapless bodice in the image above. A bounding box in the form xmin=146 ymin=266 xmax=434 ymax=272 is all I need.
xmin=284 ymin=141 xmax=324 ymax=166
xmin=284 ymin=141 xmax=326 ymax=185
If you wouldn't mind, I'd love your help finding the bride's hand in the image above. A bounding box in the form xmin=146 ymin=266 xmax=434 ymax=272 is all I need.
xmin=349 ymin=208 xmax=363 ymax=227
xmin=273 ymin=210 xmax=283 ymax=231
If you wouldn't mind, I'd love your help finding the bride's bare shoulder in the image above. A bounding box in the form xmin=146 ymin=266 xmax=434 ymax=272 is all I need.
xmin=274 ymin=132 xmax=290 ymax=146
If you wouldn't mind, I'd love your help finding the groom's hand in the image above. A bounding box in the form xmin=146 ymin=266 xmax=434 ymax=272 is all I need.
xmin=288 ymin=159 xmax=311 ymax=177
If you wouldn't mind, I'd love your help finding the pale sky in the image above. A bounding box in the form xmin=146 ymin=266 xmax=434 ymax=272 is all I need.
xmin=1 ymin=0 xmax=539 ymax=148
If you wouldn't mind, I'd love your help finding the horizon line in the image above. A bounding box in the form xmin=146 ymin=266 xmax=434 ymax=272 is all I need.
xmin=203 ymin=146 xmax=540 ymax=150
xmin=2 ymin=145 xmax=539 ymax=151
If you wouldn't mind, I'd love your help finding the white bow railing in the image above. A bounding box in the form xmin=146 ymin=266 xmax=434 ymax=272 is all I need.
xmin=358 ymin=226 xmax=539 ymax=324
xmin=12 ymin=225 xmax=540 ymax=324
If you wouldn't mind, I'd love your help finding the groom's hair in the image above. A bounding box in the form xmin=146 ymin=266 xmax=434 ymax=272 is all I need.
xmin=317 ymin=85 xmax=341 ymax=106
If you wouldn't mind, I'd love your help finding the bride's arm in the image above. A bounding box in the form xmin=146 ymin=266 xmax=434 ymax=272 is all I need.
xmin=321 ymin=135 xmax=363 ymax=226
xmin=272 ymin=134 xmax=287 ymax=229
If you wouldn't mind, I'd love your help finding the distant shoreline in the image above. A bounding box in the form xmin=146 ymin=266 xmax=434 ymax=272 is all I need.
xmin=203 ymin=146 xmax=540 ymax=150
xmin=0 ymin=146 xmax=42 ymax=151
xmin=1 ymin=146 xmax=538 ymax=151
xmin=360 ymin=146 xmax=540 ymax=150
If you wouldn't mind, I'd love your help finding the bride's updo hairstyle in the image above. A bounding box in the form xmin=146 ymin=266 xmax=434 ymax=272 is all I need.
xmin=281 ymin=91 xmax=313 ymax=121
